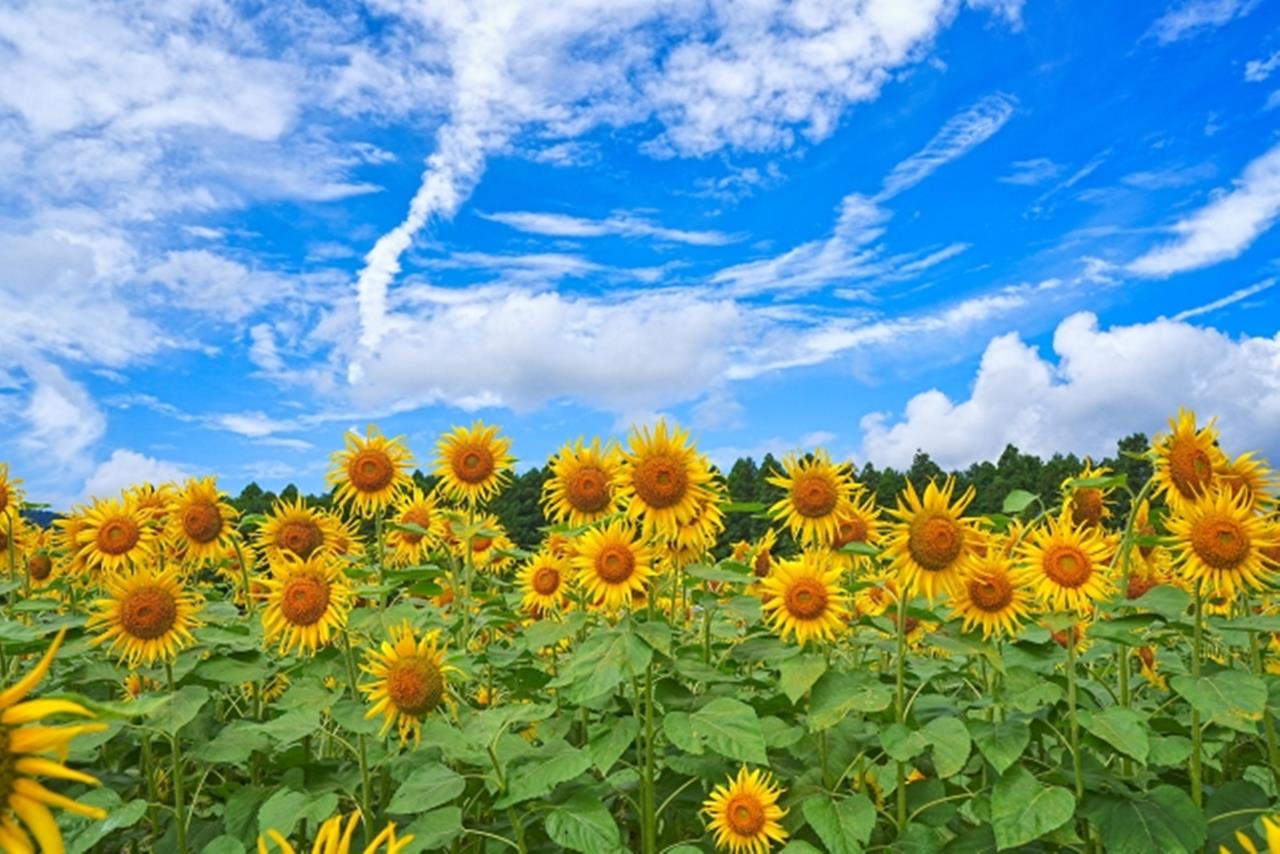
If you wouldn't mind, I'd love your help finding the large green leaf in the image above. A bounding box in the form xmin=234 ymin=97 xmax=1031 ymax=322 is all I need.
xmin=778 ymin=653 xmax=827 ymax=704
xmin=151 ymin=685 xmax=210 ymax=735
xmin=990 ymin=766 xmax=1075 ymax=850
xmin=807 ymin=670 xmax=892 ymax=730
xmin=257 ymin=789 xmax=338 ymax=839
xmin=921 ymin=716 xmax=971 ymax=778
xmin=385 ymin=763 xmax=466 ymax=815
xmin=802 ymin=794 xmax=875 ymax=854
xmin=1171 ymin=671 xmax=1267 ymax=731
xmin=545 ymin=794 xmax=623 ymax=853
xmin=1206 ymin=781 xmax=1270 ymax=852
xmin=880 ymin=723 xmax=928 ymax=762
xmin=690 ymin=697 xmax=768 ymax=765
xmin=588 ymin=718 xmax=639 ymax=774
xmin=969 ymin=718 xmax=1030 ymax=774
xmin=1078 ymin=707 xmax=1149 ymax=763
xmin=400 ymin=807 xmax=463 ymax=854
xmin=195 ymin=720 xmax=270 ymax=764
xmin=497 ymin=742 xmax=593 ymax=807
xmin=1084 ymin=786 xmax=1206 ymax=854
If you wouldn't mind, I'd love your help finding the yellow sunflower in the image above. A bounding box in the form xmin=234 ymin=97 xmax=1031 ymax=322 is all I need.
xmin=831 ymin=492 xmax=882 ymax=571
xmin=1224 ymin=815 xmax=1280 ymax=854
xmin=1152 ymin=408 xmax=1226 ymax=511
xmin=853 ymin=578 xmax=897 ymax=618
xmin=258 ymin=811 xmax=414 ymax=854
xmin=87 ymin=565 xmax=204 ymax=666
xmin=1019 ymin=508 xmax=1115 ymax=614
xmin=0 ymin=627 xmax=109 ymax=853
xmin=361 ymin=622 xmax=459 ymax=747
xmin=542 ymin=438 xmax=623 ymax=526
xmin=1135 ymin=646 xmax=1168 ymax=691
xmin=0 ymin=513 xmax=30 ymax=564
xmin=256 ymin=497 xmax=346 ymax=565
xmin=518 ymin=550 xmax=571 ymax=615
xmin=385 ymin=488 xmax=446 ymax=567
xmin=166 ymin=476 xmax=239 ymax=564
xmin=76 ymin=495 xmax=157 ymax=574
xmin=884 ymin=478 xmax=982 ymax=603
xmin=261 ymin=554 xmax=353 ymax=657
xmin=572 ymin=520 xmax=654 ymax=612
xmin=450 ymin=514 xmax=515 ymax=575
xmin=51 ymin=511 xmax=89 ymax=578
xmin=749 ymin=528 xmax=779 ymax=580
xmin=328 ymin=425 xmax=414 ymax=516
xmin=702 ymin=766 xmax=789 ymax=854
xmin=617 ymin=420 xmax=714 ymax=540
xmin=1065 ymin=460 xmax=1114 ymax=529
xmin=667 ymin=483 xmax=727 ymax=562
xmin=0 ymin=463 xmax=23 ymax=520
xmin=950 ymin=554 xmax=1034 ymax=639
xmin=435 ymin=421 xmax=514 ymax=506
xmin=759 ymin=550 xmax=850 ymax=646
xmin=766 ymin=451 xmax=857 ymax=547
xmin=1167 ymin=488 xmax=1278 ymax=599
xmin=1219 ymin=452 xmax=1277 ymax=512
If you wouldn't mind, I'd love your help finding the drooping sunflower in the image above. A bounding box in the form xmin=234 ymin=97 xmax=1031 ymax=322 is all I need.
xmin=617 ymin=420 xmax=714 ymax=540
xmin=518 ymin=550 xmax=571 ymax=615
xmin=0 ymin=514 xmax=29 ymax=564
xmin=0 ymin=627 xmax=109 ymax=852
xmin=328 ymin=425 xmax=414 ymax=516
xmin=166 ymin=476 xmax=239 ymax=564
xmin=76 ymin=495 xmax=157 ymax=574
xmin=1064 ymin=460 xmax=1114 ymax=529
xmin=949 ymin=554 xmax=1034 ymax=639
xmin=258 ymin=810 xmax=414 ymax=854
xmin=361 ymin=622 xmax=459 ymax=747
xmin=1167 ymin=488 xmax=1278 ymax=599
xmin=261 ymin=554 xmax=354 ymax=657
xmin=883 ymin=478 xmax=982 ymax=603
xmin=702 ymin=766 xmax=789 ymax=854
xmin=766 ymin=451 xmax=857 ymax=547
xmin=1152 ymin=408 xmax=1226 ymax=511
xmin=831 ymin=492 xmax=883 ymax=571
xmin=759 ymin=550 xmax=850 ymax=646
xmin=1219 ymin=452 xmax=1278 ymax=512
xmin=853 ymin=578 xmax=897 ymax=618
xmin=435 ymin=421 xmax=514 ymax=506
xmin=572 ymin=520 xmax=654 ymax=612
xmin=1018 ymin=508 xmax=1115 ymax=614
xmin=256 ymin=497 xmax=345 ymax=565
xmin=88 ymin=565 xmax=203 ymax=666
xmin=385 ymin=488 xmax=446 ymax=568
xmin=542 ymin=438 xmax=623 ymax=526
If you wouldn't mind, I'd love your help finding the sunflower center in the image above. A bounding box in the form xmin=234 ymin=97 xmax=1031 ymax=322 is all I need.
xmin=279 ymin=520 xmax=323 ymax=558
xmin=753 ymin=550 xmax=772 ymax=578
xmin=834 ymin=515 xmax=869 ymax=547
xmin=566 ymin=465 xmax=610 ymax=513
xmin=1071 ymin=489 xmax=1104 ymax=528
xmin=471 ymin=535 xmax=493 ymax=554
xmin=452 ymin=444 xmax=496 ymax=484
xmin=725 ymin=793 xmax=766 ymax=836
xmin=967 ymin=574 xmax=1013 ymax=612
xmin=532 ymin=566 xmax=561 ymax=595
xmin=595 ymin=545 xmax=636 ymax=584
xmin=1137 ymin=646 xmax=1155 ymax=669
xmin=385 ymin=655 xmax=444 ymax=717
xmin=632 ymin=454 xmax=688 ymax=510
xmin=279 ymin=572 xmax=332 ymax=627
xmin=1138 ymin=522 xmax=1157 ymax=559
xmin=97 ymin=516 xmax=141 ymax=556
xmin=120 ymin=585 xmax=178 ymax=640
xmin=28 ymin=554 xmax=52 ymax=582
xmin=181 ymin=500 xmax=223 ymax=544
xmin=907 ymin=513 xmax=963 ymax=571
xmin=1169 ymin=439 xmax=1214 ymax=498
xmin=791 ymin=472 xmax=838 ymax=518
xmin=349 ymin=449 xmax=395 ymax=493
xmin=1126 ymin=572 xmax=1158 ymax=600
xmin=1191 ymin=515 xmax=1249 ymax=569
xmin=784 ymin=577 xmax=829 ymax=620
xmin=1043 ymin=545 xmax=1092 ymax=589
xmin=0 ymin=483 xmax=8 ymax=514
xmin=399 ymin=508 xmax=433 ymax=545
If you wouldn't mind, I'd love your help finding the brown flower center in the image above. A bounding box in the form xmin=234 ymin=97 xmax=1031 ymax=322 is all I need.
xmin=753 ymin=549 xmax=772 ymax=578
xmin=532 ymin=566 xmax=561 ymax=595
xmin=471 ymin=535 xmax=493 ymax=554
xmin=725 ymin=793 xmax=766 ymax=835
xmin=97 ymin=516 xmax=141 ymax=556
xmin=1071 ymin=489 xmax=1104 ymax=528
xmin=348 ymin=449 xmax=395 ymax=493
xmin=908 ymin=513 xmax=963 ymax=571
xmin=1137 ymin=646 xmax=1155 ymax=669
xmin=120 ymin=585 xmax=178 ymax=640
xmin=595 ymin=544 xmax=636 ymax=584
xmin=386 ymin=655 xmax=444 ymax=716
xmin=565 ymin=465 xmax=610 ymax=513
xmin=1043 ymin=545 xmax=1092 ymax=589
xmin=28 ymin=554 xmax=53 ymax=582
xmin=1138 ymin=522 xmax=1157 ymax=560
xmin=632 ymin=454 xmax=688 ymax=510
xmin=791 ymin=472 xmax=838 ymax=518
xmin=279 ymin=571 xmax=332 ymax=626
xmin=834 ymin=515 xmax=869 ymax=547
xmin=399 ymin=508 xmax=433 ymax=545
xmin=967 ymin=573 xmax=1013 ymax=612
xmin=0 ymin=483 xmax=8 ymax=514
xmin=451 ymin=443 xmax=496 ymax=485
xmin=1190 ymin=514 xmax=1249 ymax=570
xmin=278 ymin=520 xmax=323 ymax=558
xmin=1127 ymin=572 xmax=1158 ymax=600
xmin=1168 ymin=438 xmax=1214 ymax=499
xmin=784 ymin=576 xmax=829 ymax=621
xmin=181 ymin=500 xmax=223 ymax=544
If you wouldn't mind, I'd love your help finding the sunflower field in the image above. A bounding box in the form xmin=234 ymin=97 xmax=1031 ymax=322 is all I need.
xmin=1 ymin=410 xmax=1279 ymax=854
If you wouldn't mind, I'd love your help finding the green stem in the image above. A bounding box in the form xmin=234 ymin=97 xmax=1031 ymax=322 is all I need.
xmin=374 ymin=510 xmax=386 ymax=608
xmin=342 ymin=630 xmax=375 ymax=843
xmin=1190 ymin=583 xmax=1203 ymax=808
xmin=1066 ymin=634 xmax=1084 ymax=800
xmin=461 ymin=505 xmax=476 ymax=647
xmin=232 ymin=538 xmax=256 ymax=616
xmin=164 ymin=662 xmax=188 ymax=854
xmin=895 ymin=591 xmax=907 ymax=835
xmin=642 ymin=662 xmax=657 ymax=854
xmin=1248 ymin=631 xmax=1280 ymax=790
xmin=140 ymin=735 xmax=161 ymax=840
xmin=1118 ymin=645 xmax=1132 ymax=778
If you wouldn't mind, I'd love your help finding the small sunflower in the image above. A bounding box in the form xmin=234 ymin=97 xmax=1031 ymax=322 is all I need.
xmin=1065 ymin=460 xmax=1114 ymax=529
xmin=831 ymin=492 xmax=882 ymax=570
xmin=1019 ymin=508 xmax=1114 ymax=614
xmin=1152 ymin=408 xmax=1226 ymax=511
xmin=572 ymin=520 xmax=654 ymax=612
xmin=749 ymin=528 xmax=779 ymax=579
xmin=950 ymin=554 xmax=1034 ymax=639
xmin=1135 ymin=646 xmax=1167 ymax=690
xmin=884 ymin=478 xmax=982 ymax=603
xmin=853 ymin=579 xmax=897 ymax=618
xmin=386 ymin=488 xmax=446 ymax=567
xmin=542 ymin=438 xmax=623 ymax=526
xmin=451 ymin=514 xmax=515 ymax=575
xmin=258 ymin=811 xmax=414 ymax=854
xmin=126 ymin=482 xmax=176 ymax=526
xmin=261 ymin=554 xmax=354 ymax=657
xmin=766 ymin=451 xmax=857 ymax=547
xmin=361 ymin=622 xmax=459 ymax=747
xmin=167 ymin=476 xmax=239 ymax=564
xmin=1219 ymin=452 xmax=1277 ymax=512
xmin=1167 ymin=488 xmax=1278 ymax=599
xmin=256 ymin=497 xmax=345 ymax=564
xmin=518 ymin=551 xmax=571 ymax=615
xmin=759 ymin=551 xmax=850 ymax=646
xmin=76 ymin=495 xmax=156 ymax=574
xmin=328 ymin=425 xmax=414 ymax=517
xmin=702 ymin=766 xmax=789 ymax=854
xmin=0 ymin=627 xmax=109 ymax=853
xmin=617 ymin=420 xmax=714 ymax=540
xmin=0 ymin=463 xmax=23 ymax=519
xmin=435 ymin=421 xmax=514 ymax=506
xmin=88 ymin=565 xmax=204 ymax=666
xmin=667 ymin=483 xmax=727 ymax=562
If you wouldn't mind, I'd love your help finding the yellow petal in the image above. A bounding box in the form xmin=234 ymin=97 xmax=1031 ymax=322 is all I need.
xmin=2 ymin=698 xmax=94 ymax=726
xmin=9 ymin=793 xmax=64 ymax=854
xmin=0 ymin=818 xmax=34 ymax=854
xmin=12 ymin=778 xmax=107 ymax=819
xmin=13 ymin=756 xmax=100 ymax=786
xmin=0 ymin=629 xmax=67 ymax=711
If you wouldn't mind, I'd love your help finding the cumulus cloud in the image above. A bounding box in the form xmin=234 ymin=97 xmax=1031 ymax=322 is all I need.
xmin=83 ymin=450 xmax=189 ymax=499
xmin=18 ymin=361 xmax=107 ymax=468
xmin=860 ymin=312 xmax=1280 ymax=468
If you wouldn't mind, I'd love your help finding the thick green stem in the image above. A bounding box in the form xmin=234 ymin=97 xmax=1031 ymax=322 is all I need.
xmin=342 ymin=631 xmax=375 ymax=843
xmin=895 ymin=592 xmax=907 ymax=834
xmin=140 ymin=735 xmax=161 ymax=840
xmin=1190 ymin=583 xmax=1203 ymax=807
xmin=1066 ymin=636 xmax=1084 ymax=800
xmin=164 ymin=663 xmax=188 ymax=854
xmin=1248 ymin=631 xmax=1280 ymax=790
xmin=1118 ymin=645 xmax=1132 ymax=778
xmin=642 ymin=662 xmax=657 ymax=854
xmin=232 ymin=538 xmax=256 ymax=616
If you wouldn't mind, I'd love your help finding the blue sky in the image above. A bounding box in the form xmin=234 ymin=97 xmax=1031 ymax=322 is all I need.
xmin=2 ymin=0 xmax=1280 ymax=505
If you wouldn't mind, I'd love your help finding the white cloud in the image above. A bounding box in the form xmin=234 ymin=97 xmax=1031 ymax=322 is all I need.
xmin=18 ymin=361 xmax=106 ymax=468
xmin=83 ymin=450 xmax=189 ymax=499
xmin=1245 ymin=50 xmax=1280 ymax=82
xmin=999 ymin=158 xmax=1062 ymax=186
xmin=704 ymin=430 xmax=842 ymax=470
xmin=1121 ymin=162 xmax=1216 ymax=190
xmin=878 ymin=93 xmax=1016 ymax=200
xmin=860 ymin=312 xmax=1280 ymax=468
xmin=144 ymin=250 xmax=296 ymax=321
xmin=1129 ymin=142 xmax=1280 ymax=276
xmin=1171 ymin=278 xmax=1276 ymax=320
xmin=480 ymin=210 xmax=739 ymax=246
xmin=1149 ymin=0 xmax=1259 ymax=44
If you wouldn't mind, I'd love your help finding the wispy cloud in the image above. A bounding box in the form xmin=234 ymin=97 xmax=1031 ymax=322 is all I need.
xmin=1149 ymin=0 xmax=1260 ymax=44
xmin=1121 ymin=162 xmax=1215 ymax=190
xmin=1172 ymin=278 xmax=1277 ymax=320
xmin=479 ymin=210 xmax=740 ymax=246
xmin=999 ymin=158 xmax=1062 ymax=186
xmin=1245 ymin=50 xmax=1280 ymax=82
xmin=877 ymin=93 xmax=1017 ymax=200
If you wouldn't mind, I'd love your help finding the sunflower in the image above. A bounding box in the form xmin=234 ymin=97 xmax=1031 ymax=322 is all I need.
xmin=76 ymin=495 xmax=156 ymax=574
xmin=261 ymin=554 xmax=353 ymax=657
xmin=1152 ymin=408 xmax=1226 ymax=511
xmin=831 ymin=492 xmax=882 ymax=571
xmin=328 ymin=425 xmax=414 ymax=517
xmin=1225 ymin=815 xmax=1280 ymax=854
xmin=702 ymin=766 xmax=788 ymax=854
xmin=1219 ymin=452 xmax=1277 ymax=512
xmin=542 ymin=438 xmax=623 ymax=526
xmin=385 ymin=488 xmax=446 ymax=567
xmin=166 ymin=476 xmax=238 ymax=564
xmin=361 ymin=622 xmax=458 ymax=747
xmin=451 ymin=514 xmax=515 ymax=575
xmin=667 ymin=483 xmax=727 ymax=562
xmin=258 ymin=810 xmax=414 ymax=854
xmin=51 ymin=511 xmax=90 ymax=578
xmin=1135 ymin=646 xmax=1167 ymax=690
xmin=0 ymin=463 xmax=22 ymax=520
xmin=1065 ymin=460 xmax=1114 ymax=529
xmin=853 ymin=578 xmax=897 ymax=618
xmin=0 ymin=627 xmax=109 ymax=853
xmin=22 ymin=528 xmax=54 ymax=589
xmin=518 ymin=550 xmax=571 ymax=615
xmin=1167 ymin=488 xmax=1278 ymax=600
xmin=759 ymin=551 xmax=850 ymax=646
xmin=949 ymin=553 xmax=1033 ymax=639
xmin=572 ymin=520 xmax=654 ymax=611
xmin=749 ymin=528 xmax=779 ymax=579
xmin=1019 ymin=508 xmax=1114 ymax=614
xmin=617 ymin=420 xmax=714 ymax=540
xmin=884 ymin=478 xmax=982 ymax=603
xmin=88 ymin=565 xmax=203 ymax=666
xmin=121 ymin=672 xmax=162 ymax=702
xmin=0 ymin=514 xmax=30 ymax=563
xmin=435 ymin=421 xmax=514 ymax=506
xmin=256 ymin=497 xmax=345 ymax=565
xmin=766 ymin=451 xmax=857 ymax=547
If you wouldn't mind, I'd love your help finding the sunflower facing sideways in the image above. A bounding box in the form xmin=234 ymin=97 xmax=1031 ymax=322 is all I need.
xmin=572 ymin=520 xmax=655 ymax=611
xmin=1064 ymin=460 xmax=1114 ymax=529
xmin=1151 ymin=408 xmax=1226 ymax=512
xmin=702 ymin=766 xmax=789 ymax=854
xmin=831 ymin=492 xmax=882 ymax=571
xmin=759 ymin=550 xmax=850 ymax=646
xmin=1167 ymin=487 xmax=1278 ymax=600
xmin=617 ymin=420 xmax=714 ymax=540
xmin=360 ymin=622 xmax=459 ymax=747
xmin=166 ymin=476 xmax=239 ymax=563
xmin=385 ymin=487 xmax=446 ymax=567
xmin=328 ymin=425 xmax=414 ymax=516
xmin=950 ymin=553 xmax=1034 ymax=639
xmin=884 ymin=478 xmax=982 ymax=603
xmin=435 ymin=421 xmax=514 ymax=506
xmin=76 ymin=495 xmax=157 ymax=575
xmin=0 ymin=463 xmax=22 ymax=521
xmin=87 ymin=565 xmax=204 ymax=666
xmin=542 ymin=437 xmax=623 ymax=526
xmin=767 ymin=451 xmax=857 ymax=547
xmin=261 ymin=554 xmax=354 ymax=657
xmin=0 ymin=627 xmax=110 ymax=853
xmin=259 ymin=810 xmax=414 ymax=854
xmin=518 ymin=550 xmax=571 ymax=615
xmin=1018 ymin=507 xmax=1114 ymax=614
